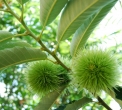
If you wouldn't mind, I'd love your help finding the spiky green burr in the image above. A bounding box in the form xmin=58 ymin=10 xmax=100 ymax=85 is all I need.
xmin=25 ymin=59 xmax=70 ymax=96
xmin=25 ymin=60 xmax=60 ymax=96
xmin=72 ymin=49 xmax=120 ymax=95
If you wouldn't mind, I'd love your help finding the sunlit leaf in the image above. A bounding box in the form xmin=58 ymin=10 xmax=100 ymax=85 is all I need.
xmin=70 ymin=1 xmax=117 ymax=56
xmin=64 ymin=97 xmax=92 ymax=110
xmin=17 ymin=0 xmax=29 ymax=4
xmin=0 ymin=47 xmax=47 ymax=71
xmin=34 ymin=87 xmax=65 ymax=110
xmin=40 ymin=0 xmax=68 ymax=26
xmin=57 ymin=0 xmax=117 ymax=42
xmin=0 ymin=40 xmax=31 ymax=50
xmin=108 ymin=89 xmax=122 ymax=108
xmin=0 ymin=30 xmax=13 ymax=44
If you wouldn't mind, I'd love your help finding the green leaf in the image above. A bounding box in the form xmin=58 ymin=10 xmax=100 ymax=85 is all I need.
xmin=40 ymin=0 xmax=68 ymax=26
xmin=0 ymin=30 xmax=13 ymax=44
xmin=17 ymin=0 xmax=29 ymax=4
xmin=64 ymin=97 xmax=92 ymax=110
xmin=55 ymin=100 xmax=76 ymax=110
xmin=56 ymin=0 xmax=117 ymax=42
xmin=0 ymin=40 xmax=32 ymax=50
xmin=34 ymin=87 xmax=65 ymax=110
xmin=55 ymin=105 xmax=67 ymax=110
xmin=0 ymin=47 xmax=47 ymax=71
xmin=108 ymin=89 xmax=122 ymax=108
xmin=114 ymin=87 xmax=122 ymax=101
xmin=70 ymin=1 xmax=117 ymax=56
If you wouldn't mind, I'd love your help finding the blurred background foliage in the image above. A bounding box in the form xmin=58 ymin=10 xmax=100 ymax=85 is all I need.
xmin=0 ymin=0 xmax=122 ymax=110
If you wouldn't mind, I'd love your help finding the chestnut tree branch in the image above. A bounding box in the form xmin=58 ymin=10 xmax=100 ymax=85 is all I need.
xmin=3 ymin=0 xmax=70 ymax=71
xmin=97 ymin=96 xmax=112 ymax=110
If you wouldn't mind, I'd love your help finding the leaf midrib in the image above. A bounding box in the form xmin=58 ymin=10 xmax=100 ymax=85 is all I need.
xmin=58 ymin=0 xmax=98 ymax=42
xmin=43 ymin=0 xmax=57 ymax=26
xmin=73 ymin=12 xmax=99 ymax=56
xmin=0 ymin=57 xmax=45 ymax=71
xmin=0 ymin=36 xmax=12 ymax=42
xmin=73 ymin=0 xmax=116 ymax=56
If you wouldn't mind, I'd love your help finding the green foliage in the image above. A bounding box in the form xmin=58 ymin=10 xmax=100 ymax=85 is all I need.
xmin=70 ymin=1 xmax=117 ymax=56
xmin=0 ymin=66 xmax=36 ymax=110
xmin=114 ymin=87 xmax=122 ymax=100
xmin=64 ymin=97 xmax=92 ymax=110
xmin=0 ymin=0 xmax=122 ymax=109
xmin=54 ymin=97 xmax=92 ymax=110
xmin=56 ymin=0 xmax=117 ymax=42
xmin=40 ymin=0 xmax=68 ymax=26
xmin=0 ymin=30 xmax=13 ymax=44
xmin=34 ymin=87 xmax=65 ymax=110
xmin=17 ymin=0 xmax=29 ymax=4
xmin=0 ymin=47 xmax=47 ymax=70
xmin=0 ymin=40 xmax=31 ymax=50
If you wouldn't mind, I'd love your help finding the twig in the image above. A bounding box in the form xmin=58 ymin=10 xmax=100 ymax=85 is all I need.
xmin=20 ymin=3 xmax=24 ymax=22
xmin=97 ymin=96 xmax=112 ymax=110
xmin=54 ymin=43 xmax=59 ymax=54
xmin=14 ymin=32 xmax=29 ymax=37
xmin=21 ymin=20 xmax=70 ymax=71
xmin=0 ymin=9 xmax=10 ymax=12
xmin=3 ymin=0 xmax=20 ymax=21
xmin=38 ymin=40 xmax=70 ymax=71
xmin=37 ymin=25 xmax=45 ymax=40
xmin=3 ymin=0 xmax=70 ymax=71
